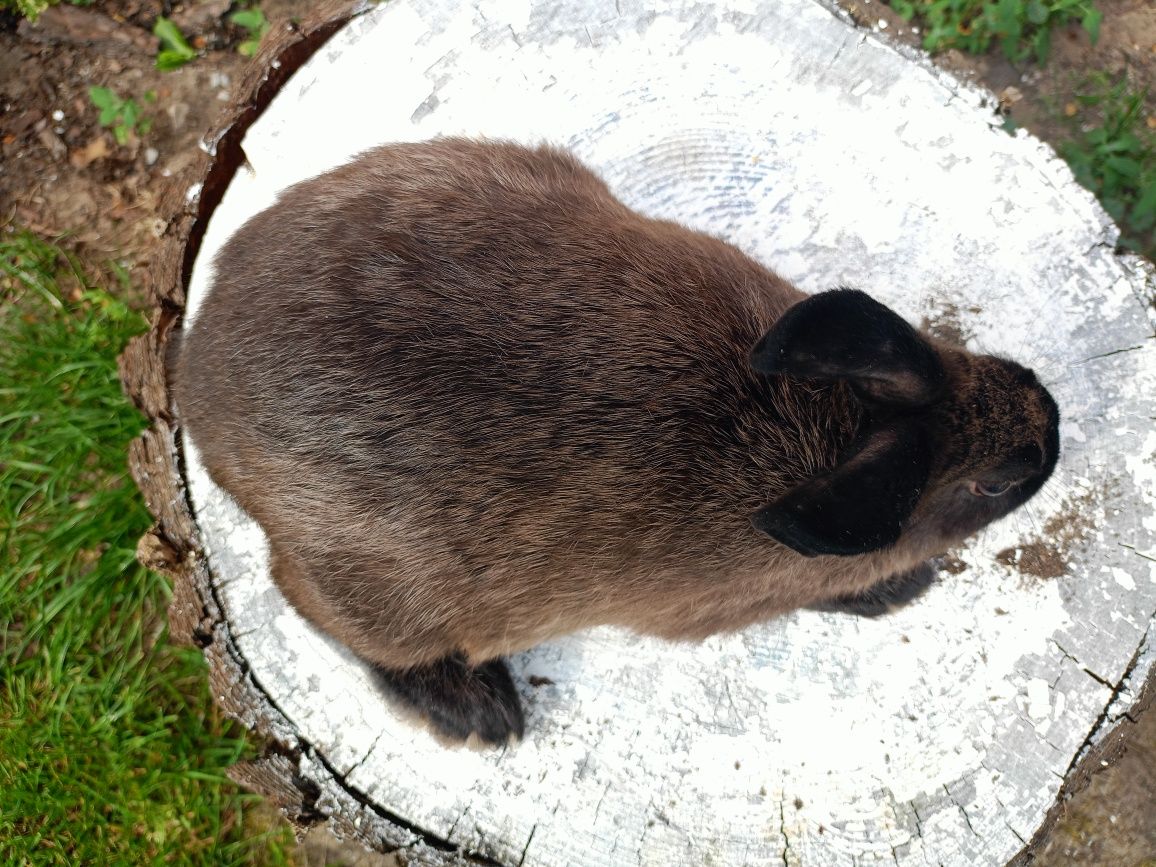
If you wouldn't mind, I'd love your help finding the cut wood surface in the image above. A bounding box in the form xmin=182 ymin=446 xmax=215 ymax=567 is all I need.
xmin=124 ymin=1 xmax=1156 ymax=864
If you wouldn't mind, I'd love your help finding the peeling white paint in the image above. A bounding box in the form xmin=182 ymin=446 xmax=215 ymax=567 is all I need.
xmin=1061 ymin=420 xmax=1087 ymax=444
xmin=1026 ymin=679 xmax=1051 ymax=723
xmin=182 ymin=1 xmax=1156 ymax=865
xmin=1113 ymin=569 xmax=1138 ymax=591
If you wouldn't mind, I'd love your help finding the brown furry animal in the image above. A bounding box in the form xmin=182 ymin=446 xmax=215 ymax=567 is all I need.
xmin=174 ymin=138 xmax=1059 ymax=744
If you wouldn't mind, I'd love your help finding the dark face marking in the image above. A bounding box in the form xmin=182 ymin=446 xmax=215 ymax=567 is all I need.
xmin=907 ymin=353 xmax=1060 ymax=548
xmin=750 ymin=292 xmax=1060 ymax=558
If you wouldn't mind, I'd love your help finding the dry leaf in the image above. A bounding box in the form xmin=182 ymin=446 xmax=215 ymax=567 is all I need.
xmin=70 ymin=136 xmax=110 ymax=168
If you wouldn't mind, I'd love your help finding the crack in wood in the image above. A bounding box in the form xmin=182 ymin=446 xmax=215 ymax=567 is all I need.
xmin=1073 ymin=341 xmax=1152 ymax=365
xmin=943 ymin=784 xmax=978 ymax=837
xmin=826 ymin=33 xmax=850 ymax=69
xmin=1064 ymin=613 xmax=1155 ymax=777
xmin=1081 ymin=668 xmax=1115 ymax=690
xmin=1052 ymin=638 xmax=1115 ymax=689
xmin=1082 ymin=240 xmax=1114 ymax=258
xmin=591 ymin=782 xmax=612 ymax=825
xmin=992 ymin=792 xmax=1029 ymax=846
xmin=262 ymin=701 xmax=508 ymax=863
xmin=778 ymin=796 xmax=792 ymax=867
xmin=344 ymin=729 xmax=386 ymax=778
xmin=1121 ymin=542 xmax=1156 ymax=564
xmin=516 ymin=824 xmax=537 ymax=867
xmin=447 ymin=805 xmax=469 ymax=839
xmin=1004 ymin=822 xmax=1026 ymax=845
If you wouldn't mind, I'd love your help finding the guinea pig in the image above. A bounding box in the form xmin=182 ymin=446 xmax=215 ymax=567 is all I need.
xmin=174 ymin=138 xmax=1060 ymax=745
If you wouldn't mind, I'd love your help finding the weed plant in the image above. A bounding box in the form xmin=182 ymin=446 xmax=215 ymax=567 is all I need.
xmin=154 ymin=16 xmax=198 ymax=70
xmin=0 ymin=232 xmax=292 ymax=864
xmin=888 ymin=0 xmax=1102 ymax=64
xmin=1 ymin=0 xmax=51 ymax=17
xmin=88 ymin=87 xmax=154 ymax=146
xmin=1060 ymin=75 xmax=1156 ymax=259
xmin=230 ymin=7 xmax=271 ymax=57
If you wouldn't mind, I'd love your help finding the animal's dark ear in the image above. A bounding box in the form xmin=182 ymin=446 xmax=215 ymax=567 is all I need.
xmin=751 ymin=420 xmax=932 ymax=557
xmin=750 ymin=289 xmax=947 ymax=406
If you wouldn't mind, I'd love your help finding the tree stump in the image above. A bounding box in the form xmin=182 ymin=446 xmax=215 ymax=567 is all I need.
xmin=121 ymin=1 xmax=1156 ymax=864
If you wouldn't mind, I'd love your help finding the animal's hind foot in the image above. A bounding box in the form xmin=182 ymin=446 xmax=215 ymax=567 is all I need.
xmin=372 ymin=653 xmax=525 ymax=746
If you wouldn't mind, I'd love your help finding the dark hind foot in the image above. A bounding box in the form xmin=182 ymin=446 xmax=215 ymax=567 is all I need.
xmin=372 ymin=653 xmax=525 ymax=745
xmin=809 ymin=562 xmax=937 ymax=618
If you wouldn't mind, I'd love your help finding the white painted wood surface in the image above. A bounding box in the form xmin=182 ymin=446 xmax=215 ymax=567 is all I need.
xmin=182 ymin=1 xmax=1156 ymax=864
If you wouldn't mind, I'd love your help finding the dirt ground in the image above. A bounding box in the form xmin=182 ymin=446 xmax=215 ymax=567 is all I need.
xmin=2 ymin=1 xmax=1153 ymax=864
xmin=843 ymin=0 xmax=1156 ymax=136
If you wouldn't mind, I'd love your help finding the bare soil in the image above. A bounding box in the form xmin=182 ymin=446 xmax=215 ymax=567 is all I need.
xmin=844 ymin=0 xmax=1156 ymax=141
xmin=1 ymin=0 xmax=1152 ymax=863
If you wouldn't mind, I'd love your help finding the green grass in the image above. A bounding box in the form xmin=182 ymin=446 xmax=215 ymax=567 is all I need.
xmin=1060 ymin=75 xmax=1156 ymax=259
xmin=887 ymin=0 xmax=1102 ymax=64
xmin=0 ymin=231 xmax=293 ymax=864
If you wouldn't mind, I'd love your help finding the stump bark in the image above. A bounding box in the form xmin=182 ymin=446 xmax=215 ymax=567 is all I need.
xmin=122 ymin=1 xmax=1156 ymax=864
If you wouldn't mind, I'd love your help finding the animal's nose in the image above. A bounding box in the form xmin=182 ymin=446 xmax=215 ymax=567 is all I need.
xmin=1010 ymin=443 xmax=1045 ymax=473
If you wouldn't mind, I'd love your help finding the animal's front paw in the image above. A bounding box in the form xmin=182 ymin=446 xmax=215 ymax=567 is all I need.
xmin=373 ymin=653 xmax=525 ymax=745
xmin=809 ymin=562 xmax=937 ymax=618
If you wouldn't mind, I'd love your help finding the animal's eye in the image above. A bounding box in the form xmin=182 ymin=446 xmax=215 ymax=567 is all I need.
xmin=969 ymin=480 xmax=1014 ymax=497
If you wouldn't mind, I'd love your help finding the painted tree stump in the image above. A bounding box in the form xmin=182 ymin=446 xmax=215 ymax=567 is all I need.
xmin=121 ymin=1 xmax=1156 ymax=864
